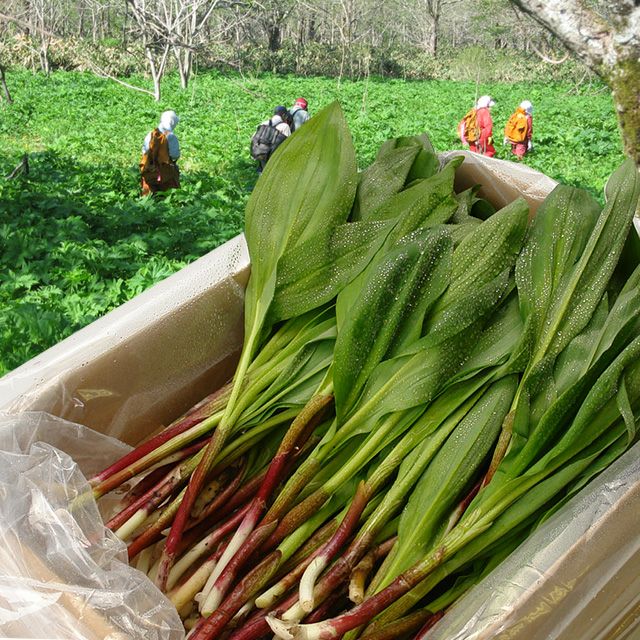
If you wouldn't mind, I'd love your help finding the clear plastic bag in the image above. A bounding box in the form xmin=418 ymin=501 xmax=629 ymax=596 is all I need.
xmin=0 ymin=412 xmax=184 ymax=640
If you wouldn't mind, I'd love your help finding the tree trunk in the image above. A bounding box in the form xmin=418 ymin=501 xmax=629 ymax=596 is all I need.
xmin=607 ymin=57 xmax=640 ymax=165
xmin=176 ymin=48 xmax=193 ymax=90
xmin=7 ymin=154 xmax=29 ymax=179
xmin=146 ymin=47 xmax=163 ymax=101
xmin=0 ymin=66 xmax=13 ymax=103
xmin=123 ymin=1 xmax=128 ymax=47
xmin=152 ymin=74 xmax=161 ymax=101
xmin=177 ymin=59 xmax=188 ymax=89
xmin=428 ymin=23 xmax=438 ymax=57
xmin=267 ymin=24 xmax=281 ymax=52
xmin=39 ymin=44 xmax=50 ymax=75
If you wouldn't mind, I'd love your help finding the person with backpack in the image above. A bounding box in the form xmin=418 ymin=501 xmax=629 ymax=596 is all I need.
xmin=504 ymin=100 xmax=533 ymax=160
xmin=458 ymin=95 xmax=496 ymax=158
xmin=250 ymin=106 xmax=292 ymax=173
xmin=140 ymin=110 xmax=181 ymax=196
xmin=288 ymin=97 xmax=310 ymax=132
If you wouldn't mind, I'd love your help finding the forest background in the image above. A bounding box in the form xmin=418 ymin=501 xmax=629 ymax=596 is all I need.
xmin=0 ymin=0 xmax=628 ymax=374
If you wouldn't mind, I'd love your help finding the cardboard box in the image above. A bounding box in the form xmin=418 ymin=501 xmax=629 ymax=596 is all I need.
xmin=1 ymin=154 xmax=638 ymax=639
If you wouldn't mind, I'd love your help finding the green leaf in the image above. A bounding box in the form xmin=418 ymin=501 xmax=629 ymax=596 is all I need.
xmin=366 ymin=159 xmax=460 ymax=233
xmin=590 ymin=263 xmax=640 ymax=364
xmin=244 ymin=101 xmax=357 ymax=353
xmin=430 ymin=196 xmax=529 ymax=321
xmin=451 ymin=294 xmax=523 ymax=385
xmin=449 ymin=187 xmax=481 ymax=224
xmin=335 ymin=160 xmax=460 ymax=329
xmin=519 ymin=160 xmax=640 ymax=393
xmin=268 ymin=219 xmax=393 ymax=324
xmin=375 ymin=133 xmax=435 ymax=163
xmin=333 ymin=227 xmax=452 ymax=421
xmin=362 ymin=268 xmax=512 ymax=418
xmin=405 ymin=148 xmax=439 ymax=184
xmin=384 ymin=376 xmax=517 ymax=582
xmin=352 ymin=147 xmax=420 ymax=221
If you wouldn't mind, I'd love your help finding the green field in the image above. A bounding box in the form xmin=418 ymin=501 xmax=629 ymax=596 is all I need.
xmin=0 ymin=71 xmax=625 ymax=375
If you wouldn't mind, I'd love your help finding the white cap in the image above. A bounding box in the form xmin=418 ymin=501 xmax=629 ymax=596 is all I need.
xmin=520 ymin=100 xmax=533 ymax=114
xmin=476 ymin=95 xmax=495 ymax=108
xmin=159 ymin=110 xmax=179 ymax=132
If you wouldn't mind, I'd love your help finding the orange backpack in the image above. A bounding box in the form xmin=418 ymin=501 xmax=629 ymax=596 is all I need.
xmin=140 ymin=128 xmax=180 ymax=193
xmin=504 ymin=110 xmax=529 ymax=143
xmin=459 ymin=108 xmax=480 ymax=143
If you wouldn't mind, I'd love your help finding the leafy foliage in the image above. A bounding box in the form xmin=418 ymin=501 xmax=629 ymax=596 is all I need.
xmin=0 ymin=70 xmax=625 ymax=375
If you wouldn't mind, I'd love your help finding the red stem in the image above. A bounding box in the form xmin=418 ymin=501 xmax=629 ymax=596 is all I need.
xmin=297 ymin=548 xmax=447 ymax=638
xmin=189 ymin=550 xmax=283 ymax=640
xmin=159 ymin=425 xmax=231 ymax=588
xmin=105 ymin=438 xmax=210 ymax=531
xmin=263 ymin=489 xmax=330 ymax=550
xmin=125 ymin=462 xmax=249 ymax=560
xmin=446 ymin=479 xmax=482 ymax=535
xmin=117 ymin=461 xmax=176 ymax=509
xmin=186 ymin=461 xmax=247 ymax=527
xmin=170 ymin=504 xmax=253 ymax=589
xmin=257 ymin=536 xmax=328 ymax=606
xmin=90 ymin=384 xmax=228 ymax=486
xmin=226 ymin=576 xmax=308 ymax=640
xmin=207 ymin=396 xmax=332 ymax=603
xmin=359 ymin=611 xmax=431 ymax=640
xmin=280 ymin=516 xmax=340 ymax=573
xmin=226 ymin=606 xmax=271 ymax=640
xmin=304 ymin=588 xmax=347 ymax=624
xmin=316 ymin=481 xmax=369 ymax=565
xmin=349 ymin=536 xmax=397 ymax=604
xmin=414 ymin=611 xmax=445 ymax=639
xmin=217 ymin=516 xmax=366 ymax=640
xmin=126 ymin=492 xmax=185 ymax=560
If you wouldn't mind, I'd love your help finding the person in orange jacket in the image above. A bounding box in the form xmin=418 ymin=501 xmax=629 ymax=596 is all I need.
xmin=504 ymin=100 xmax=533 ymax=160
xmin=471 ymin=95 xmax=496 ymax=157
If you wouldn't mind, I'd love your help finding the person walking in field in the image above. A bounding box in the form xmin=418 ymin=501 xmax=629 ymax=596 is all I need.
xmin=458 ymin=95 xmax=496 ymax=157
xmin=504 ymin=100 xmax=533 ymax=160
xmin=250 ymin=106 xmax=292 ymax=173
xmin=140 ymin=110 xmax=181 ymax=196
xmin=289 ymin=97 xmax=310 ymax=131
xmin=474 ymin=95 xmax=496 ymax=157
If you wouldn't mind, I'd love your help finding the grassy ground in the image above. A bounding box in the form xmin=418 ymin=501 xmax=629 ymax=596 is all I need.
xmin=0 ymin=70 xmax=625 ymax=374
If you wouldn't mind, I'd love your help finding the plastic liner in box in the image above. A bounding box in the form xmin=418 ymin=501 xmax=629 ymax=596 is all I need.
xmin=438 ymin=151 xmax=557 ymax=216
xmin=427 ymin=440 xmax=640 ymax=640
xmin=0 ymin=412 xmax=184 ymax=639
xmin=0 ymin=235 xmax=250 ymax=445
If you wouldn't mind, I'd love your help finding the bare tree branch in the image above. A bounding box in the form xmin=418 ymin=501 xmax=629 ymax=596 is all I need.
xmin=85 ymin=57 xmax=156 ymax=97
xmin=6 ymin=154 xmax=29 ymax=179
xmin=531 ymin=43 xmax=570 ymax=64
xmin=509 ymin=0 xmax=615 ymax=70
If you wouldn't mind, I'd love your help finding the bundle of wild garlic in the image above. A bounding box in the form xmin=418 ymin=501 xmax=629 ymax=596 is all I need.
xmin=90 ymin=102 xmax=640 ymax=640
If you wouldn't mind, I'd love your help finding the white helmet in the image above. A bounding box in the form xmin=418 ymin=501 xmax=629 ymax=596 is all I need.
xmin=520 ymin=100 xmax=533 ymax=114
